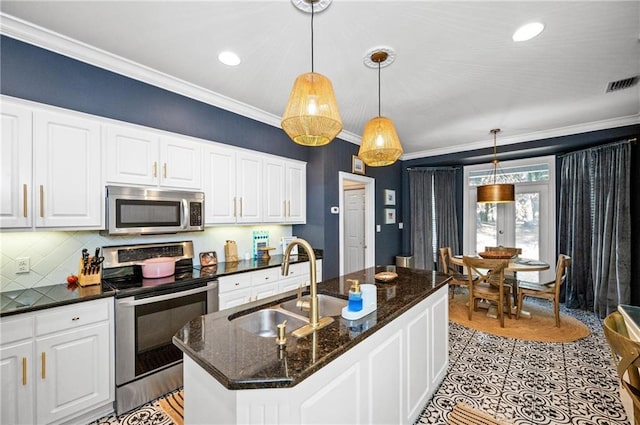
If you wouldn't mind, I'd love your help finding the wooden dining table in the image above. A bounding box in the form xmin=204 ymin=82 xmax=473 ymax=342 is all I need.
xmin=449 ymin=255 xmax=550 ymax=318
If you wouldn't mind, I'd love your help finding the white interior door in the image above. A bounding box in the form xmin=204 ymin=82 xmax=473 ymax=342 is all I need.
xmin=344 ymin=188 xmax=365 ymax=274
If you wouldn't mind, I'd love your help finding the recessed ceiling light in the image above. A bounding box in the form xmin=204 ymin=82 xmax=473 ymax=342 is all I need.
xmin=512 ymin=22 xmax=545 ymax=42
xmin=218 ymin=51 xmax=240 ymax=66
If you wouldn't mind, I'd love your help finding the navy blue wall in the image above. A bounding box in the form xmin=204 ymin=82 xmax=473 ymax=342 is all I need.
xmin=1 ymin=35 xmax=403 ymax=280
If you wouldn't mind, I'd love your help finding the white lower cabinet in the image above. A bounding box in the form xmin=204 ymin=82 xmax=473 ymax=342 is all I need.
xmin=0 ymin=298 xmax=114 ymax=425
xmin=0 ymin=339 xmax=34 ymax=424
xmin=218 ymin=260 xmax=322 ymax=311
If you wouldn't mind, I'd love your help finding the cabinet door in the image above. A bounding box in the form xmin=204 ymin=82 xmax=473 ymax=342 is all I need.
xmin=203 ymin=145 xmax=237 ymax=224
xmin=219 ymin=288 xmax=251 ymax=311
xmin=236 ymin=152 xmax=262 ymax=223
xmin=36 ymin=322 xmax=110 ymax=425
xmin=33 ymin=110 xmax=103 ymax=228
xmin=0 ymin=102 xmax=32 ymax=228
xmin=263 ymin=158 xmax=286 ymax=223
xmin=0 ymin=341 xmax=35 ymax=425
xmin=285 ymin=162 xmax=306 ymax=223
xmin=160 ymin=135 xmax=202 ymax=189
xmin=251 ymin=282 xmax=279 ymax=301
xmin=105 ymin=124 xmax=159 ymax=186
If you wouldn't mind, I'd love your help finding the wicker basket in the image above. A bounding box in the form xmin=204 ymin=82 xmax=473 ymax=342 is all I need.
xmin=478 ymin=251 xmax=514 ymax=260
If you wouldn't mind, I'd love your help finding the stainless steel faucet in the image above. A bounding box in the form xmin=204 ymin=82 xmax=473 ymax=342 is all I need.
xmin=282 ymin=238 xmax=334 ymax=338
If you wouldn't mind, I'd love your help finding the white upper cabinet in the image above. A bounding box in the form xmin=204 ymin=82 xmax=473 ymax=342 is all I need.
xmin=105 ymin=124 xmax=159 ymax=186
xmin=33 ymin=110 xmax=103 ymax=228
xmin=285 ymin=161 xmax=306 ymax=223
xmin=160 ymin=135 xmax=202 ymax=189
xmin=263 ymin=158 xmax=306 ymax=224
xmin=236 ymin=151 xmax=263 ymax=223
xmin=203 ymin=145 xmax=237 ymax=223
xmin=0 ymin=103 xmax=32 ymax=228
xmin=105 ymin=123 xmax=202 ymax=190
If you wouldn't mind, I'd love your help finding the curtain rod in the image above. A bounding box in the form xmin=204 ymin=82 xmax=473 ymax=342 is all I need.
xmin=557 ymin=137 xmax=636 ymax=158
xmin=406 ymin=166 xmax=461 ymax=171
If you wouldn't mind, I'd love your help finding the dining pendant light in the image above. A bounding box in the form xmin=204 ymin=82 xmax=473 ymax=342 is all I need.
xmin=358 ymin=50 xmax=403 ymax=167
xmin=477 ymin=129 xmax=515 ymax=203
xmin=281 ymin=0 xmax=342 ymax=146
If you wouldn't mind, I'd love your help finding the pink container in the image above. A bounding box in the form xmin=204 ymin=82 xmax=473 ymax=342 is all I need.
xmin=138 ymin=257 xmax=177 ymax=278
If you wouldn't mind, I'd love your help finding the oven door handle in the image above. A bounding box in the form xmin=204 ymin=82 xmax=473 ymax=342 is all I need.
xmin=119 ymin=282 xmax=217 ymax=307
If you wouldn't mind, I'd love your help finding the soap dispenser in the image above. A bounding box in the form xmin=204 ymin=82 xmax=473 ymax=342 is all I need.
xmin=342 ymin=280 xmax=377 ymax=320
xmin=347 ymin=279 xmax=363 ymax=312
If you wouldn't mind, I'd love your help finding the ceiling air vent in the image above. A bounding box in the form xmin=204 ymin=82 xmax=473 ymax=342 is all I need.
xmin=606 ymin=76 xmax=639 ymax=93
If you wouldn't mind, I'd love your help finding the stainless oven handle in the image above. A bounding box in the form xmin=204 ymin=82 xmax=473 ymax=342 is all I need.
xmin=119 ymin=282 xmax=217 ymax=307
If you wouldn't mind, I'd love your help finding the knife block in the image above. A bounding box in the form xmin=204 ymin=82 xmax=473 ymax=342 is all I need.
xmin=77 ymin=257 xmax=102 ymax=287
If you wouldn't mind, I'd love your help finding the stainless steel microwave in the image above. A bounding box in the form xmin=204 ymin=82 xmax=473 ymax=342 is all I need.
xmin=106 ymin=186 xmax=204 ymax=235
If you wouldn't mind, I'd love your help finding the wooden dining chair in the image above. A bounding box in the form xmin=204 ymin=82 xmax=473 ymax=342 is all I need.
xmin=603 ymin=311 xmax=640 ymax=425
xmin=463 ymin=256 xmax=511 ymax=327
xmin=439 ymin=247 xmax=477 ymax=299
xmin=516 ymin=254 xmax=571 ymax=327
xmin=484 ymin=246 xmax=521 ymax=305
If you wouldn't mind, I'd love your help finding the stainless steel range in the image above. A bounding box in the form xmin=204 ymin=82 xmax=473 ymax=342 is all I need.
xmin=102 ymin=241 xmax=218 ymax=415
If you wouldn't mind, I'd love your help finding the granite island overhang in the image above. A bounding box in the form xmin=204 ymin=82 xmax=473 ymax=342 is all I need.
xmin=173 ymin=266 xmax=451 ymax=424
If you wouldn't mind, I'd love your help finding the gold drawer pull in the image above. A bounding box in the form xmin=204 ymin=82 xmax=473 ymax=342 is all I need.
xmin=163 ymin=163 xmax=167 ymax=178
xmin=22 ymin=357 xmax=27 ymax=385
xmin=39 ymin=185 xmax=44 ymax=218
xmin=72 ymin=316 xmax=80 ymax=321
xmin=153 ymin=161 xmax=158 ymax=178
xmin=23 ymin=184 xmax=28 ymax=217
xmin=41 ymin=352 xmax=46 ymax=379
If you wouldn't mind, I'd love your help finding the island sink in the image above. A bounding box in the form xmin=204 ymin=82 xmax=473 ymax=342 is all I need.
xmin=280 ymin=294 xmax=347 ymax=318
xmin=231 ymin=308 xmax=307 ymax=338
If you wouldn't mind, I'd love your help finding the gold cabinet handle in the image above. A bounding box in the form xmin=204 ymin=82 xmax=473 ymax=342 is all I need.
xmin=72 ymin=316 xmax=80 ymax=321
xmin=233 ymin=197 xmax=237 ymax=217
xmin=287 ymin=200 xmax=291 ymax=217
xmin=153 ymin=161 xmax=158 ymax=178
xmin=22 ymin=357 xmax=27 ymax=385
xmin=23 ymin=184 xmax=28 ymax=218
xmin=240 ymin=197 xmax=243 ymax=217
xmin=163 ymin=163 xmax=167 ymax=178
xmin=284 ymin=200 xmax=287 ymax=217
xmin=39 ymin=185 xmax=44 ymax=218
xmin=41 ymin=352 xmax=46 ymax=380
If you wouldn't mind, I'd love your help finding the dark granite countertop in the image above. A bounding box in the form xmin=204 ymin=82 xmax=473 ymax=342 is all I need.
xmin=196 ymin=253 xmax=322 ymax=279
xmin=0 ymin=283 xmax=116 ymax=317
xmin=173 ymin=266 xmax=450 ymax=390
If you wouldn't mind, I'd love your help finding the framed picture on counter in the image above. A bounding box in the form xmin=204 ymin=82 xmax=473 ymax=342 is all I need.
xmin=352 ymin=155 xmax=365 ymax=175
xmin=385 ymin=208 xmax=396 ymax=224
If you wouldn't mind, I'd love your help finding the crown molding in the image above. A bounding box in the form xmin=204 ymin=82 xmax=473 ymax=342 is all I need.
xmin=401 ymin=114 xmax=640 ymax=161
xmin=0 ymin=12 xmax=362 ymax=144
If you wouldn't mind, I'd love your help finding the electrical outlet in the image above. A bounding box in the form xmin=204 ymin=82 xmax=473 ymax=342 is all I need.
xmin=16 ymin=257 xmax=30 ymax=274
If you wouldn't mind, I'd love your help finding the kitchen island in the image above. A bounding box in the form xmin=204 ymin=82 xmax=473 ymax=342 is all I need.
xmin=173 ymin=266 xmax=450 ymax=424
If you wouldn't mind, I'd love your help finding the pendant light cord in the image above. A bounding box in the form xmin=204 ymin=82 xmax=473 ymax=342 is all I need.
xmin=310 ymin=1 xmax=314 ymax=73
xmin=378 ymin=61 xmax=381 ymax=117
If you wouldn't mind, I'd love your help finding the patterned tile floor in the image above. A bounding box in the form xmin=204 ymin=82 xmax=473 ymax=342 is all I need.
xmin=94 ymin=299 xmax=626 ymax=425
xmin=416 ymin=297 xmax=628 ymax=425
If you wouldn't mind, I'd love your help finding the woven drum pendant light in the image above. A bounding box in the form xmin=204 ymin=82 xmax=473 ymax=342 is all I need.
xmin=358 ymin=50 xmax=403 ymax=167
xmin=281 ymin=0 xmax=342 ymax=146
xmin=476 ymin=129 xmax=515 ymax=203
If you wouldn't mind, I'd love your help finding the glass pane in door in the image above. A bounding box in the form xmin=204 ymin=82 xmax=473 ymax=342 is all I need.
xmin=476 ymin=203 xmax=497 ymax=254
xmin=515 ymin=191 xmax=540 ymax=282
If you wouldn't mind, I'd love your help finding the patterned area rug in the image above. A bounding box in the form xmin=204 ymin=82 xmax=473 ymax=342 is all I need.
xmin=448 ymin=292 xmax=590 ymax=342
xmin=447 ymin=402 xmax=511 ymax=425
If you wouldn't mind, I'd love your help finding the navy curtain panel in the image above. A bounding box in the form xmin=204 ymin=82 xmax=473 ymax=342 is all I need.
xmin=409 ymin=169 xmax=459 ymax=271
xmin=559 ymin=140 xmax=631 ymax=316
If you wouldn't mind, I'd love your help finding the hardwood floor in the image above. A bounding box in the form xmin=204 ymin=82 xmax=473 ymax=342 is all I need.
xmin=94 ymin=299 xmax=625 ymax=425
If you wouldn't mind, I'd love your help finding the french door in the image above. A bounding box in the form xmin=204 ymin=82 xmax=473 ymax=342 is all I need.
xmin=463 ymin=156 xmax=556 ymax=282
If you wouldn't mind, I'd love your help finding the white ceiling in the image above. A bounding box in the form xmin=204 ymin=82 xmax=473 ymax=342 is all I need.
xmin=1 ymin=1 xmax=639 ymax=159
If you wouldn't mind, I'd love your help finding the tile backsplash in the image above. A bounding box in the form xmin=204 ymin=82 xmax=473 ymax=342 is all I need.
xmin=0 ymin=225 xmax=292 ymax=292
